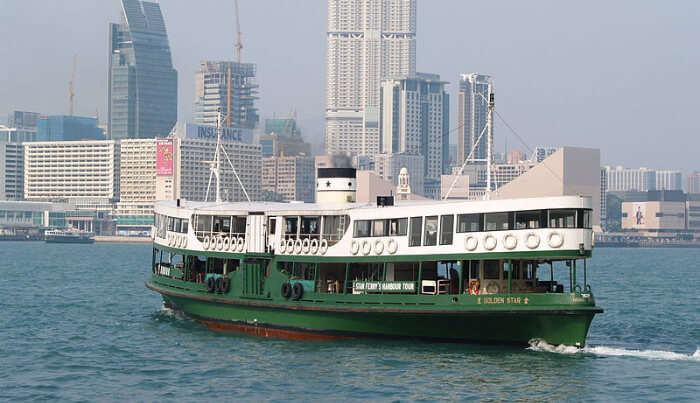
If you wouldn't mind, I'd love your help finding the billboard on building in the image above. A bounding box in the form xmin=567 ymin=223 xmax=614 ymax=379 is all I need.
xmin=632 ymin=202 xmax=646 ymax=227
xmin=156 ymin=139 xmax=174 ymax=176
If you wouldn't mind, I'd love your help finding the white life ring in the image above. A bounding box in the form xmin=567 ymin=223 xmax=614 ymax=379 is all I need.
xmin=279 ymin=239 xmax=287 ymax=253
xmin=202 ymin=236 xmax=210 ymax=250
xmin=286 ymin=238 xmax=295 ymax=253
xmin=525 ymin=232 xmax=540 ymax=249
xmin=222 ymin=236 xmax=231 ymax=251
xmin=182 ymin=237 xmax=187 ymax=248
xmin=167 ymin=234 xmax=173 ymax=246
xmin=503 ymin=233 xmax=517 ymax=250
xmin=310 ymin=239 xmax=319 ymax=254
xmin=361 ymin=240 xmax=371 ymax=255
xmin=302 ymin=238 xmax=311 ymax=254
xmin=237 ymin=237 xmax=245 ymax=252
xmin=178 ymin=236 xmax=184 ymax=248
xmin=319 ymin=238 xmax=328 ymax=255
xmin=216 ymin=236 xmax=224 ymax=251
xmin=350 ymin=240 xmax=360 ymax=255
xmin=464 ymin=235 xmax=478 ymax=251
xmin=294 ymin=239 xmax=303 ymax=254
xmin=483 ymin=234 xmax=497 ymax=250
xmin=374 ymin=239 xmax=384 ymax=255
xmin=386 ymin=238 xmax=398 ymax=254
xmin=548 ymin=231 xmax=564 ymax=248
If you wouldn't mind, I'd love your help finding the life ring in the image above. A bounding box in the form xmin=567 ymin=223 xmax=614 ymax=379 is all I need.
xmin=464 ymin=235 xmax=478 ymax=251
xmin=179 ymin=236 xmax=185 ymax=248
xmin=221 ymin=277 xmax=231 ymax=294
xmin=206 ymin=276 xmax=216 ymax=293
xmin=279 ymin=239 xmax=287 ymax=253
xmin=182 ymin=237 xmax=187 ymax=248
xmin=291 ymin=282 xmax=304 ymax=301
xmin=469 ymin=280 xmax=481 ymax=295
xmin=294 ymin=239 xmax=303 ymax=254
xmin=483 ymin=235 xmax=497 ymax=250
xmin=319 ymin=238 xmax=328 ymax=255
xmin=310 ymin=239 xmax=319 ymax=254
xmin=361 ymin=240 xmax=371 ymax=255
xmin=374 ymin=239 xmax=384 ymax=255
xmin=503 ymin=233 xmax=517 ymax=250
xmin=203 ymin=236 xmax=211 ymax=250
xmin=525 ymin=233 xmax=540 ymax=249
xmin=167 ymin=234 xmax=173 ymax=246
xmin=216 ymin=236 xmax=224 ymax=251
xmin=386 ymin=238 xmax=398 ymax=254
xmin=281 ymin=282 xmax=292 ymax=298
xmin=302 ymin=238 xmax=311 ymax=254
xmin=485 ymin=282 xmax=500 ymax=294
xmin=548 ymin=231 xmax=564 ymax=248
xmin=350 ymin=240 xmax=360 ymax=255
xmin=222 ymin=236 xmax=231 ymax=251
xmin=286 ymin=238 xmax=295 ymax=253
xmin=237 ymin=237 xmax=245 ymax=252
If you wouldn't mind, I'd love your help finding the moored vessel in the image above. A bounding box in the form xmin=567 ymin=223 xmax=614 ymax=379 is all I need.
xmin=44 ymin=229 xmax=95 ymax=244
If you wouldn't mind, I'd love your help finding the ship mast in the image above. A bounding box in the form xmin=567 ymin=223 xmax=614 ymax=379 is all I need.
xmin=485 ymin=84 xmax=495 ymax=200
xmin=215 ymin=110 xmax=223 ymax=203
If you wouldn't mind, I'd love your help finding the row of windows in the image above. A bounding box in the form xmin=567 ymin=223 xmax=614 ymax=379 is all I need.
xmin=353 ymin=209 xmax=593 ymax=246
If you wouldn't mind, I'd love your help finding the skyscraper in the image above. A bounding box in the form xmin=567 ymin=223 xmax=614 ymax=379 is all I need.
xmin=457 ymin=73 xmax=493 ymax=166
xmin=379 ymin=73 xmax=449 ymax=181
xmin=326 ymin=0 xmax=416 ymax=156
xmin=193 ymin=61 xmax=259 ymax=129
xmin=108 ymin=0 xmax=177 ymax=140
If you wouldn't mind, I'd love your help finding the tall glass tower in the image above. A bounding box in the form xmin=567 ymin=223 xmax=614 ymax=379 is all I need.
xmin=458 ymin=73 xmax=493 ymax=165
xmin=108 ymin=0 xmax=177 ymax=140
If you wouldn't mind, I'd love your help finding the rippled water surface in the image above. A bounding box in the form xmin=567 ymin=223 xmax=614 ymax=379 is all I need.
xmin=1 ymin=243 xmax=698 ymax=401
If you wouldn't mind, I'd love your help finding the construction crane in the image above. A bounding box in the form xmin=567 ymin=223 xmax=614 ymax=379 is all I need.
xmin=234 ymin=0 xmax=243 ymax=63
xmin=68 ymin=54 xmax=77 ymax=116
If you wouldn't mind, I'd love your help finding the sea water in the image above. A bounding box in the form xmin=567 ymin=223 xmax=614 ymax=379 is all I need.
xmin=0 ymin=243 xmax=698 ymax=401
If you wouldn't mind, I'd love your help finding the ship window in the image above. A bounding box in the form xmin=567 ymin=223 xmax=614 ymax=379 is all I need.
xmin=354 ymin=220 xmax=371 ymax=237
xmin=181 ymin=219 xmax=188 ymax=234
xmin=515 ymin=210 xmax=543 ymax=229
xmin=549 ymin=209 xmax=576 ymax=228
xmin=485 ymin=212 xmax=510 ymax=231
xmin=457 ymin=214 xmax=482 ymax=232
xmin=285 ymin=217 xmax=299 ymax=237
xmin=269 ymin=218 xmax=276 ymax=234
xmin=578 ymin=209 xmax=592 ymax=229
xmin=483 ymin=260 xmax=501 ymax=280
xmin=468 ymin=260 xmax=481 ymax=281
xmin=195 ymin=215 xmax=212 ymax=234
xmin=301 ymin=216 xmax=320 ymax=235
xmin=167 ymin=216 xmax=174 ymax=231
xmin=424 ymin=216 xmax=438 ymax=246
xmin=292 ymin=262 xmax=316 ymax=281
xmin=372 ymin=219 xmax=388 ymax=236
xmin=409 ymin=217 xmax=422 ymax=246
xmin=232 ymin=217 xmax=247 ymax=235
xmin=439 ymin=215 xmax=454 ymax=245
xmin=389 ymin=218 xmax=408 ymax=236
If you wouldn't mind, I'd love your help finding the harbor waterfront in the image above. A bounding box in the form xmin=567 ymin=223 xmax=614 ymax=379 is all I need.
xmin=1 ymin=242 xmax=698 ymax=401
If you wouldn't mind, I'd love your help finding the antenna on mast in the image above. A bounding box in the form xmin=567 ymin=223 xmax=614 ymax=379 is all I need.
xmin=234 ymin=0 xmax=243 ymax=63
xmin=485 ymin=84 xmax=495 ymax=200
xmin=69 ymin=54 xmax=77 ymax=115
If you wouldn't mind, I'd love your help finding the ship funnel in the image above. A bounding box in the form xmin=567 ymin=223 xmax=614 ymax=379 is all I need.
xmin=316 ymin=168 xmax=356 ymax=204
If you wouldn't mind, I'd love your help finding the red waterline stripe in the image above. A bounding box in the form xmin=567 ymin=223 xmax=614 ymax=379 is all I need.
xmin=194 ymin=319 xmax=355 ymax=341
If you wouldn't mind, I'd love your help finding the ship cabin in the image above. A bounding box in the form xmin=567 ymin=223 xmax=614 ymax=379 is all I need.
xmin=152 ymin=198 xmax=594 ymax=303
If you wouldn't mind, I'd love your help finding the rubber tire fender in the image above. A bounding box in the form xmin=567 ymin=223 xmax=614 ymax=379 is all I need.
xmin=291 ymin=282 xmax=304 ymax=301
xmin=215 ymin=277 xmax=224 ymax=294
xmin=221 ymin=277 xmax=231 ymax=294
xmin=206 ymin=276 xmax=216 ymax=293
xmin=281 ymin=282 xmax=292 ymax=299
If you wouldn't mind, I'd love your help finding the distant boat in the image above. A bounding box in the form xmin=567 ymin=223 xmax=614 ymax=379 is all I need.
xmin=44 ymin=229 xmax=95 ymax=244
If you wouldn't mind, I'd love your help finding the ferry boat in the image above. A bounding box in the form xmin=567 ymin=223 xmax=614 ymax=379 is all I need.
xmin=44 ymin=229 xmax=95 ymax=244
xmin=147 ymin=167 xmax=602 ymax=346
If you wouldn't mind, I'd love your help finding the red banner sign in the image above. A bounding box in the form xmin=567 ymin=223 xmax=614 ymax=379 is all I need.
xmin=156 ymin=139 xmax=174 ymax=176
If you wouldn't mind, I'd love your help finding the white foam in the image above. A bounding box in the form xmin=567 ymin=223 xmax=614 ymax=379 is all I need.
xmin=528 ymin=339 xmax=700 ymax=362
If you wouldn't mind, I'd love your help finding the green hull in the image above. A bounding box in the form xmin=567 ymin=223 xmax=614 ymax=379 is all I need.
xmin=148 ymin=276 xmax=600 ymax=346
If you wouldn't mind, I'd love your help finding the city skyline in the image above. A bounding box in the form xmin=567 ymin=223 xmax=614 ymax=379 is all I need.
xmin=1 ymin=1 xmax=699 ymax=172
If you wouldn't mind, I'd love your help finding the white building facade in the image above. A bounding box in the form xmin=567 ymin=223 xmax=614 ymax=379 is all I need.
xmin=655 ymin=170 xmax=682 ymax=191
xmin=326 ymin=0 xmax=416 ymax=156
xmin=604 ymin=166 xmax=656 ymax=192
xmin=457 ymin=73 xmax=493 ymax=165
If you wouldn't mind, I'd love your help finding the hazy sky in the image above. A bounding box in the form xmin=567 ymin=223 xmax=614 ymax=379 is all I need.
xmin=1 ymin=1 xmax=699 ymax=173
